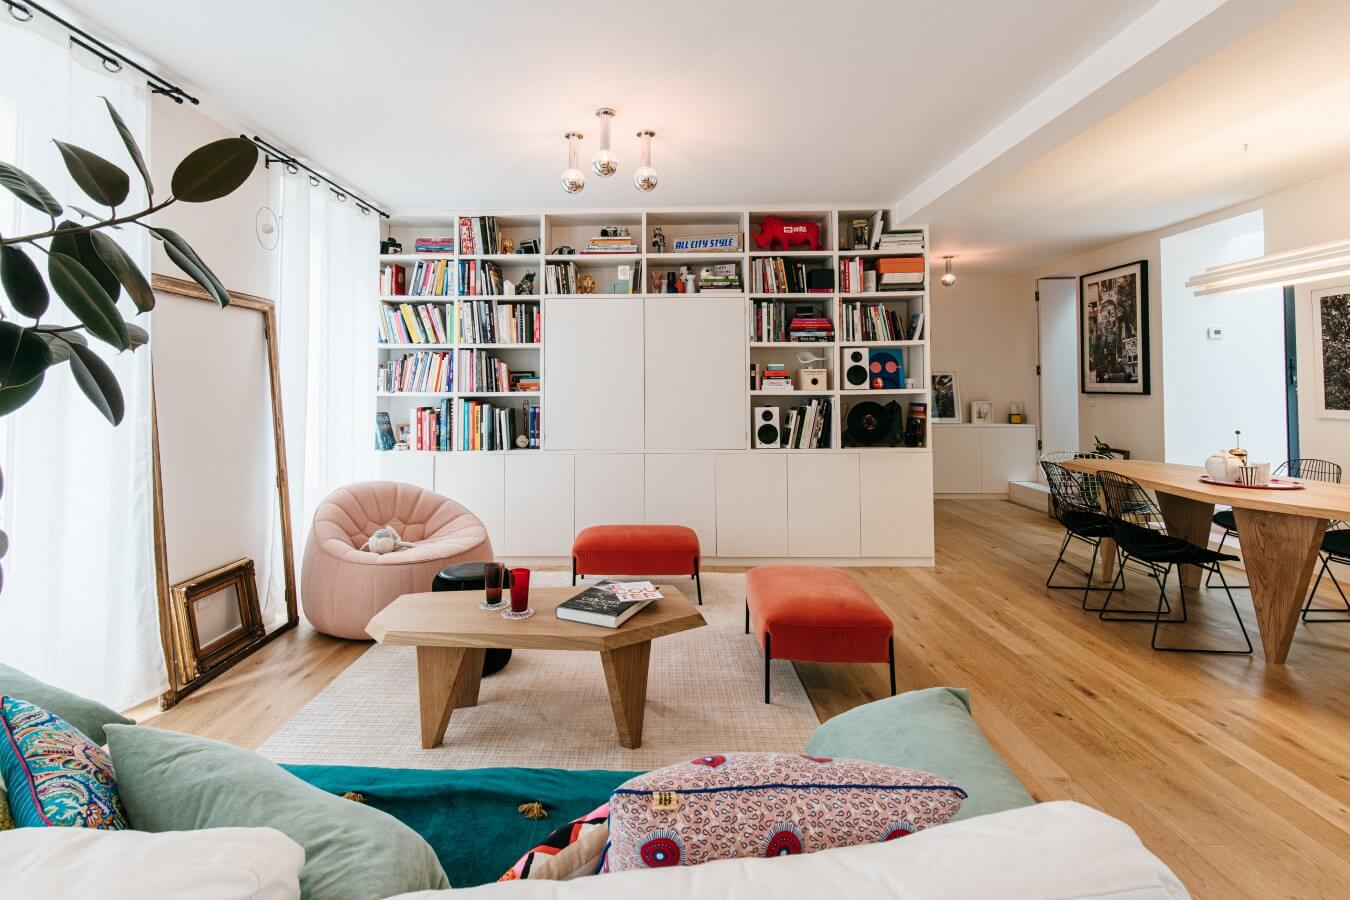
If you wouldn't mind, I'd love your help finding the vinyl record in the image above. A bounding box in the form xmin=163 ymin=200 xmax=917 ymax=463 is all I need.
xmin=845 ymin=401 xmax=893 ymax=445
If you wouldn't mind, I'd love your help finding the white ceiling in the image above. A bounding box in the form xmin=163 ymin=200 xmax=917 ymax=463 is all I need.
xmin=918 ymin=0 xmax=1350 ymax=272
xmin=63 ymin=0 xmax=1159 ymax=213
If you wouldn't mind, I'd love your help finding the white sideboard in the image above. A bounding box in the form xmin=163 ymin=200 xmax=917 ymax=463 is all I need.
xmin=932 ymin=424 xmax=1038 ymax=496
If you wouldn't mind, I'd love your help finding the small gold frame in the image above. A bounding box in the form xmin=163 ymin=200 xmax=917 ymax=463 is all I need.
xmin=168 ymin=558 xmax=266 ymax=682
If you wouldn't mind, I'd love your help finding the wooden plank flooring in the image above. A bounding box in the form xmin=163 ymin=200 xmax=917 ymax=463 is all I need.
xmin=129 ymin=500 xmax=1350 ymax=898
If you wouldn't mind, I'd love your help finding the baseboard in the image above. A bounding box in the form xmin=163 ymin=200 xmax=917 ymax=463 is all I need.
xmin=499 ymin=557 xmax=935 ymax=568
xmin=935 ymin=493 xmax=1009 ymax=500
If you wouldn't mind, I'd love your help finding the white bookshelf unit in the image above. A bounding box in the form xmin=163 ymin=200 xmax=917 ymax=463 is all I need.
xmin=374 ymin=209 xmax=933 ymax=565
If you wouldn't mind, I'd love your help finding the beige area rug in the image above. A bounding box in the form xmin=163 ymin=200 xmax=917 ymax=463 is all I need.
xmin=258 ymin=573 xmax=820 ymax=769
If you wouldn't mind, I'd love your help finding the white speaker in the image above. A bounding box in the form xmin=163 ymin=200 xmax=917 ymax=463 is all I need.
xmin=753 ymin=406 xmax=781 ymax=448
xmin=843 ymin=347 xmax=870 ymax=390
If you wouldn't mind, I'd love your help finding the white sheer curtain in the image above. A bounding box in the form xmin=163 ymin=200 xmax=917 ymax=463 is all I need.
xmin=0 ymin=23 xmax=163 ymax=709
xmin=270 ymin=172 xmax=378 ymax=595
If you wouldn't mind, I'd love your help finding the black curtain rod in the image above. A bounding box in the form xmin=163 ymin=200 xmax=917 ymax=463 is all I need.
xmin=247 ymin=136 xmax=390 ymax=219
xmin=5 ymin=1 xmax=391 ymax=217
xmin=5 ymin=0 xmax=198 ymax=103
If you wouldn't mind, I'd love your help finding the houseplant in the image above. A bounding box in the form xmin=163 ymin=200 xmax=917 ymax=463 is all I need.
xmin=0 ymin=99 xmax=259 ymax=586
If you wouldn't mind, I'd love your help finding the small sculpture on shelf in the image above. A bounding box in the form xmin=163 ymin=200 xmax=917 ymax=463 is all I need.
xmin=517 ymin=272 xmax=537 ymax=295
xmin=577 ymin=273 xmax=597 ymax=295
xmin=752 ymin=216 xmax=822 ymax=252
xmin=380 ymin=237 xmax=403 ymax=255
xmin=500 ymin=235 xmax=515 ymax=254
xmin=651 ymin=226 xmax=667 ymax=254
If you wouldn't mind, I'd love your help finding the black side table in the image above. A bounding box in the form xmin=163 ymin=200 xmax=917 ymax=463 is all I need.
xmin=431 ymin=562 xmax=513 ymax=676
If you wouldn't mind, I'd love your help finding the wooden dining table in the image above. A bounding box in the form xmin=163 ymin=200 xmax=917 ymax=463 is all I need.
xmin=1062 ymin=458 xmax=1350 ymax=663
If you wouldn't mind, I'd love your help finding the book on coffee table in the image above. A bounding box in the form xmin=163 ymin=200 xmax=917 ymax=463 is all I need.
xmin=556 ymin=580 xmax=663 ymax=628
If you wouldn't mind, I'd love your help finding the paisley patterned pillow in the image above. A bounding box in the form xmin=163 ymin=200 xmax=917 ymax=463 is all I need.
xmin=605 ymin=752 xmax=965 ymax=872
xmin=0 ymin=696 xmax=128 ymax=829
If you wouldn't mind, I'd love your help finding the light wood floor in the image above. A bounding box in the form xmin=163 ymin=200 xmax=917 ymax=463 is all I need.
xmin=131 ymin=500 xmax=1350 ymax=898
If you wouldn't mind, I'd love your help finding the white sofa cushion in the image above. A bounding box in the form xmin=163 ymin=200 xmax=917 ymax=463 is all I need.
xmin=389 ymin=801 xmax=1188 ymax=899
xmin=0 ymin=826 xmax=304 ymax=899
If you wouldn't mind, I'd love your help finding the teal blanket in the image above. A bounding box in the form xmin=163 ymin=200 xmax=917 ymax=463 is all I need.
xmin=285 ymin=765 xmax=637 ymax=888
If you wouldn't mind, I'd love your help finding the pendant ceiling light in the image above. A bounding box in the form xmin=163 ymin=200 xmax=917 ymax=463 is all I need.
xmin=634 ymin=130 xmax=658 ymax=193
xmin=591 ymin=108 xmax=618 ymax=177
xmin=940 ymin=256 xmax=956 ymax=287
xmin=561 ymin=131 xmax=585 ymax=194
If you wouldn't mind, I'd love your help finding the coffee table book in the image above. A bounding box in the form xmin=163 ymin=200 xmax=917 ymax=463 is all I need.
xmin=556 ymin=581 xmax=656 ymax=628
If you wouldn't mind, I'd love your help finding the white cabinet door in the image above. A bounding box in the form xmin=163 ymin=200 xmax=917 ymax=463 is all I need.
xmin=644 ymin=453 xmax=717 ymax=554
xmin=542 ymin=299 xmax=644 ymax=450
xmin=787 ymin=454 xmax=861 ymax=557
xmin=861 ymin=453 xmax=934 ymax=558
xmin=502 ymin=454 xmax=574 ymax=555
xmin=931 ymin=425 xmax=981 ymax=493
xmin=575 ymin=453 xmax=644 ymax=531
xmin=433 ymin=454 xmax=505 ymax=555
xmin=715 ymin=454 xmax=787 ymax=557
xmin=644 ymin=297 xmax=746 ymax=449
xmin=980 ymin=427 xmax=1039 ymax=493
xmin=372 ymin=451 xmax=434 ymax=490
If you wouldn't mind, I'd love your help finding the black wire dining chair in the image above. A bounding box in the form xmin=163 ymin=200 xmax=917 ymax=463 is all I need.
xmin=1302 ymin=526 xmax=1350 ymax=623
xmin=1098 ymin=471 xmax=1252 ymax=654
xmin=1207 ymin=458 xmax=1343 ymax=588
xmin=1041 ymin=460 xmax=1122 ymax=610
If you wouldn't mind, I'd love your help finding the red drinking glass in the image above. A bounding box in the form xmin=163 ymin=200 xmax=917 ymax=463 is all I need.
xmin=509 ymin=568 xmax=531 ymax=612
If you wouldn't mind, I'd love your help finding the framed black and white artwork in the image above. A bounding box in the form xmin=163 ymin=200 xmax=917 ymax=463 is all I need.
xmin=1313 ymin=286 xmax=1350 ymax=418
xmin=1079 ymin=261 xmax=1150 ymax=395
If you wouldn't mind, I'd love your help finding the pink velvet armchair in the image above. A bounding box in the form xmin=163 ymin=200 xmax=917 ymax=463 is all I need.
xmin=300 ymin=481 xmax=493 ymax=639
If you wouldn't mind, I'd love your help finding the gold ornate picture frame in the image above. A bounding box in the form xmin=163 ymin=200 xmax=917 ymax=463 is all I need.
xmin=168 ymin=558 xmax=265 ymax=680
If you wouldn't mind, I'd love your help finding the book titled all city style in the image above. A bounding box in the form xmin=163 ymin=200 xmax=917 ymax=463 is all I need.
xmin=556 ymin=580 xmax=663 ymax=628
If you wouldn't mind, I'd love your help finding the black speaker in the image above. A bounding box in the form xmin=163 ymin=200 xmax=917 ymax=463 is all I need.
xmin=807 ymin=269 xmax=833 ymax=291
xmin=753 ymin=406 xmax=781 ymax=448
xmin=845 ymin=400 xmax=903 ymax=446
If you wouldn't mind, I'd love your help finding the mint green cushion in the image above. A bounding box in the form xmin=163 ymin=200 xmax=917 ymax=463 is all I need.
xmin=806 ymin=687 xmax=1034 ymax=821
xmin=106 ymin=726 xmax=449 ymax=899
xmin=0 ymin=663 xmax=133 ymax=745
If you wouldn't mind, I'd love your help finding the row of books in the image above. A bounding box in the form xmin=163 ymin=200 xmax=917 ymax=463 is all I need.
xmin=413 ymin=402 xmax=453 ymax=451
xmin=545 ymin=262 xmax=579 ymax=295
xmin=379 ymin=302 xmax=448 ymax=345
xmin=413 ymin=237 xmax=453 ymax=253
xmin=377 ymin=351 xmax=453 ymax=394
xmin=457 ymin=260 xmax=507 ymax=296
xmin=379 ymin=264 xmax=406 ymax=296
xmin=457 ymin=300 xmax=540 ymax=344
xmin=459 ymin=216 xmax=508 ymax=255
xmin=751 ymin=257 xmax=829 ymax=294
xmin=398 ymin=259 xmax=454 ymax=297
xmin=841 ymin=305 xmax=924 ymax=342
xmin=781 ymin=398 xmax=831 ymax=449
xmin=457 ymin=400 xmax=540 ymax=451
xmin=457 ymin=349 xmax=533 ymax=393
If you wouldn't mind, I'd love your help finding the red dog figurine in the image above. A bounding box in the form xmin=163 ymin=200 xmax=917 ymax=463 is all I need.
xmin=752 ymin=216 xmax=821 ymax=251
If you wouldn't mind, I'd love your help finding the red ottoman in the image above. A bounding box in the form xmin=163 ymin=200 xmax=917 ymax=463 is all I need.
xmin=745 ymin=565 xmax=895 ymax=704
xmin=572 ymin=524 xmax=703 ymax=605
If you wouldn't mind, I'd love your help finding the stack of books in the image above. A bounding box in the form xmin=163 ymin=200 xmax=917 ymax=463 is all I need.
xmin=556 ymin=581 xmax=663 ymax=628
xmin=379 ymin=264 xmax=406 ymax=295
xmin=379 ymin=302 xmax=447 ymax=344
xmin=842 ymin=303 xmax=906 ymax=341
xmin=751 ymin=257 xmax=821 ymax=293
xmin=839 ymin=257 xmax=878 ymax=294
xmin=782 ymin=398 xmax=830 ymax=449
xmin=377 ymin=351 xmax=453 ymax=393
xmin=877 ymin=257 xmax=925 ymax=291
xmin=509 ymin=372 xmax=541 ymax=392
xmin=413 ymin=237 xmax=454 ymax=253
xmin=758 ymin=364 xmax=793 ymax=392
xmin=458 ymin=217 xmax=506 ymax=255
xmin=582 ymin=235 xmax=638 ymax=254
xmin=457 ymin=300 xmax=540 ymax=344
xmin=877 ymin=230 xmax=925 ymax=254
xmin=405 ymin=259 xmax=453 ymax=296
xmin=545 ymin=262 xmax=578 ymax=294
xmin=788 ymin=309 xmax=834 ymax=342
xmin=697 ymin=264 xmax=742 ymax=291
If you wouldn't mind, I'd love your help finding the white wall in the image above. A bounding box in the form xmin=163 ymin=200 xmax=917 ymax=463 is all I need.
xmin=1160 ymin=211 xmax=1285 ymax=467
xmin=929 ymin=272 xmax=1038 ymax=424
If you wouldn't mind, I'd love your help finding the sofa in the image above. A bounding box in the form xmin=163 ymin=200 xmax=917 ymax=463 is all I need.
xmin=1 ymin=665 xmax=1187 ymax=899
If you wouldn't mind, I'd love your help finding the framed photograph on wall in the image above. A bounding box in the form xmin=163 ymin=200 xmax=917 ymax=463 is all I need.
xmin=1313 ymin=286 xmax=1350 ymax=418
xmin=932 ymin=371 xmax=960 ymax=422
xmin=1079 ymin=261 xmax=1150 ymax=394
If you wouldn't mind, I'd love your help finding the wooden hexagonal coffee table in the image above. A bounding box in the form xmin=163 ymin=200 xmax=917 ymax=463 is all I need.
xmin=367 ymin=585 xmax=706 ymax=749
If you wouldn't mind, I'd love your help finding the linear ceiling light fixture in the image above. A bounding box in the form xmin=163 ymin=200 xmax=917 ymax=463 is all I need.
xmin=1186 ymin=237 xmax=1350 ymax=297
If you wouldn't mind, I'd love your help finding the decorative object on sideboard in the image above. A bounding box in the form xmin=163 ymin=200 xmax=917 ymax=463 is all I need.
xmin=940 ymin=255 xmax=956 ymax=287
xmin=168 ymin=558 xmax=266 ymax=683
xmin=795 ymin=368 xmax=828 ymax=391
xmin=591 ymin=108 xmax=619 ymax=177
xmin=1079 ymin=260 xmax=1149 ymax=395
xmin=500 ymin=235 xmax=515 ymax=254
xmin=576 ymin=273 xmax=597 ymax=295
xmin=560 ymin=131 xmax=585 ymax=194
xmin=904 ymin=401 xmax=928 ymax=447
xmin=752 ymin=216 xmax=822 ymax=251
xmin=671 ymin=233 xmax=741 ymax=253
xmin=970 ymin=401 xmax=993 ymax=424
xmin=650 ymin=226 xmax=667 ymax=254
xmin=516 ymin=272 xmax=537 ymax=295
xmin=1313 ymin=287 xmax=1350 ymax=417
xmin=1008 ymin=401 xmax=1025 ymax=424
xmin=633 ymin=130 xmax=658 ymax=192
xmin=932 ymin=371 xmax=960 ymax=422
